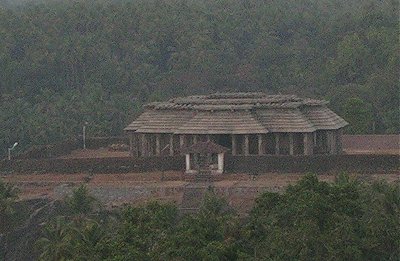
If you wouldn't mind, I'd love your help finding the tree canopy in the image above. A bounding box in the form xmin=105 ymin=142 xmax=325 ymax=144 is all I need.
xmin=33 ymin=174 xmax=400 ymax=260
xmin=0 ymin=0 xmax=398 ymax=157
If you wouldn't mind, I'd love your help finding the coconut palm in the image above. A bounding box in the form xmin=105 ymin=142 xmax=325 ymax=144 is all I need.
xmin=36 ymin=217 xmax=74 ymax=261
xmin=0 ymin=179 xmax=18 ymax=233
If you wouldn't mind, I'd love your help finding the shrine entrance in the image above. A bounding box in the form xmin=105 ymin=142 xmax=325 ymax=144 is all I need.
xmin=181 ymin=141 xmax=229 ymax=174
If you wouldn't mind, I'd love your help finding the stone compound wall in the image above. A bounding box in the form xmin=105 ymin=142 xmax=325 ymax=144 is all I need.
xmin=15 ymin=136 xmax=128 ymax=159
xmin=0 ymin=156 xmax=185 ymax=174
xmin=225 ymin=154 xmax=399 ymax=174
xmin=342 ymin=135 xmax=399 ymax=153
xmin=0 ymin=154 xmax=398 ymax=174
xmin=1 ymin=135 xmax=398 ymax=175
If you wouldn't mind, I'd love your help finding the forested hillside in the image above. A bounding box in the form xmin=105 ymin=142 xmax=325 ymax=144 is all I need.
xmin=0 ymin=0 xmax=398 ymax=156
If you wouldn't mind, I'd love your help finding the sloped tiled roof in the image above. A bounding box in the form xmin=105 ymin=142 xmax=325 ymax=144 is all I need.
xmin=124 ymin=110 xmax=194 ymax=133
xmin=124 ymin=92 xmax=348 ymax=133
xmin=256 ymin=109 xmax=316 ymax=132
xmin=174 ymin=111 xmax=268 ymax=134
xmin=303 ymin=106 xmax=348 ymax=130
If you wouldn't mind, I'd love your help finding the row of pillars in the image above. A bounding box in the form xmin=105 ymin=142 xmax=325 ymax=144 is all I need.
xmin=231 ymin=133 xmax=314 ymax=156
xmin=130 ymin=133 xmax=213 ymax=157
xmin=130 ymin=131 xmax=339 ymax=157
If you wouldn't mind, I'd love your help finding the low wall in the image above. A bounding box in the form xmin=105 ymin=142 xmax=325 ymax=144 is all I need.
xmin=17 ymin=139 xmax=79 ymax=159
xmin=15 ymin=136 xmax=128 ymax=159
xmin=225 ymin=154 xmax=399 ymax=174
xmin=1 ymin=154 xmax=398 ymax=175
xmin=342 ymin=134 xmax=399 ymax=152
xmin=1 ymin=156 xmax=185 ymax=174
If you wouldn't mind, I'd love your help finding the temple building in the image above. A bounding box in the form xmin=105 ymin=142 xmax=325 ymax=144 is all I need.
xmin=124 ymin=92 xmax=348 ymax=158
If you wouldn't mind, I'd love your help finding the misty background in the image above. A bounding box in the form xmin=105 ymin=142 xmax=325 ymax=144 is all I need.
xmin=0 ymin=0 xmax=398 ymax=157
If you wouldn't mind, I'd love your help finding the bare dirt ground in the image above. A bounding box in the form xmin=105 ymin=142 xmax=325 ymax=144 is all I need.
xmin=2 ymin=172 xmax=398 ymax=213
xmin=59 ymin=148 xmax=130 ymax=158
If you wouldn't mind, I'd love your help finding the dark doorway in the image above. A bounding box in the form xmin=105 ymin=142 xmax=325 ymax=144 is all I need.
xmin=249 ymin=134 xmax=258 ymax=155
xmin=215 ymin=134 xmax=232 ymax=149
xmin=315 ymin=131 xmax=328 ymax=154
xmin=294 ymin=133 xmax=304 ymax=155
xmin=236 ymin=135 xmax=244 ymax=155
xmin=280 ymin=133 xmax=290 ymax=155
xmin=265 ymin=133 xmax=276 ymax=154
xmin=173 ymin=135 xmax=180 ymax=154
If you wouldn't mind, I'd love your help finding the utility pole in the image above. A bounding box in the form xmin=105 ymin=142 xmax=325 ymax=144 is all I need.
xmin=83 ymin=122 xmax=88 ymax=149
xmin=8 ymin=142 xmax=18 ymax=160
xmin=83 ymin=125 xmax=86 ymax=149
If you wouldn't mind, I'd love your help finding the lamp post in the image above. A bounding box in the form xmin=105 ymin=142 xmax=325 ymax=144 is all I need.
xmin=8 ymin=142 xmax=18 ymax=160
xmin=83 ymin=122 xmax=88 ymax=149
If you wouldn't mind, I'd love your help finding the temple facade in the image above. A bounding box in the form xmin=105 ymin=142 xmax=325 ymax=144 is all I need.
xmin=124 ymin=92 xmax=348 ymax=157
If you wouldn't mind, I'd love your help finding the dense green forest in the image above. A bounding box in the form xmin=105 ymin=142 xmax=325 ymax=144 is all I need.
xmin=0 ymin=0 xmax=398 ymax=157
xmin=1 ymin=174 xmax=399 ymax=260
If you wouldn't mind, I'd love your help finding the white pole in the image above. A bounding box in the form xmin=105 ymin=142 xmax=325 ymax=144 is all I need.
xmin=185 ymin=154 xmax=191 ymax=172
xmin=218 ymin=153 xmax=224 ymax=173
xmin=83 ymin=125 xmax=86 ymax=149
xmin=8 ymin=142 xmax=18 ymax=160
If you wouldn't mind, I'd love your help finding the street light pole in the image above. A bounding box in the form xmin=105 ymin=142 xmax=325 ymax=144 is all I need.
xmin=83 ymin=125 xmax=86 ymax=150
xmin=8 ymin=142 xmax=18 ymax=160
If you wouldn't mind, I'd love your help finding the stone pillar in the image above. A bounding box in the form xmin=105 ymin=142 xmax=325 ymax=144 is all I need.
xmin=135 ymin=135 xmax=139 ymax=157
xmin=289 ymin=133 xmax=294 ymax=155
xmin=327 ymin=130 xmax=337 ymax=155
xmin=155 ymin=134 xmax=161 ymax=156
xmin=275 ymin=133 xmax=280 ymax=155
xmin=303 ymin=133 xmax=309 ymax=155
xmin=327 ymin=131 xmax=332 ymax=154
xmin=217 ymin=153 xmax=224 ymax=173
xmin=169 ymin=134 xmax=174 ymax=156
xmin=337 ymin=129 xmax=343 ymax=154
xmin=193 ymin=135 xmax=198 ymax=144
xmin=185 ymin=154 xmax=191 ymax=172
xmin=232 ymin=135 xmax=237 ymax=156
xmin=148 ymin=134 xmax=154 ymax=156
xmin=129 ymin=133 xmax=133 ymax=156
xmin=258 ymin=134 xmax=264 ymax=155
xmin=141 ymin=134 xmax=147 ymax=157
xmin=193 ymin=153 xmax=198 ymax=170
xmin=180 ymin=135 xmax=185 ymax=148
xmin=244 ymin=134 xmax=250 ymax=156
xmin=333 ymin=131 xmax=337 ymax=154
xmin=206 ymin=134 xmax=211 ymax=141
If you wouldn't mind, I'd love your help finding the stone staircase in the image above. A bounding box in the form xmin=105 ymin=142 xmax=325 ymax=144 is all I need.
xmin=183 ymin=168 xmax=224 ymax=182
xmin=179 ymin=184 xmax=209 ymax=214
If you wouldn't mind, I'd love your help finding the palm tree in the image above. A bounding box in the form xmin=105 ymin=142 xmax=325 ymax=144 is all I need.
xmin=0 ymin=179 xmax=18 ymax=233
xmin=65 ymin=184 xmax=96 ymax=216
xmin=71 ymin=220 xmax=106 ymax=261
xmin=36 ymin=217 xmax=74 ymax=261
